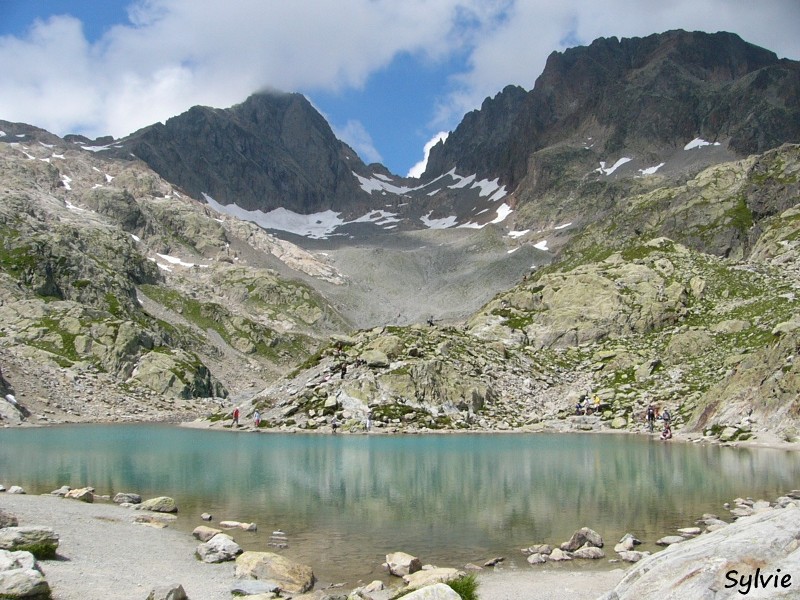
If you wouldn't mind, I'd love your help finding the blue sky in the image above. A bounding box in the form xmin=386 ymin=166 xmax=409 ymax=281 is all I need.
xmin=1 ymin=1 xmax=799 ymax=177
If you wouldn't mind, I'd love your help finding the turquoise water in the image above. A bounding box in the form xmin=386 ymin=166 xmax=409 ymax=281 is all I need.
xmin=0 ymin=425 xmax=798 ymax=583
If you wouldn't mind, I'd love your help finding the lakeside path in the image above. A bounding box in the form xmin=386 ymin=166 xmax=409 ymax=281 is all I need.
xmin=0 ymin=492 xmax=627 ymax=600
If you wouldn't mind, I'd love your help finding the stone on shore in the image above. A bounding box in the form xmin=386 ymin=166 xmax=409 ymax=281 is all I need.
xmin=234 ymin=551 xmax=315 ymax=594
xmin=145 ymin=583 xmax=188 ymax=600
xmin=195 ymin=533 xmax=242 ymax=563
xmin=385 ymin=552 xmax=422 ymax=577
xmin=192 ymin=526 xmax=222 ymax=542
xmin=0 ymin=527 xmax=59 ymax=559
xmin=138 ymin=497 xmax=178 ymax=513
xmin=397 ymin=583 xmax=460 ymax=600
xmin=403 ymin=567 xmax=465 ymax=589
xmin=560 ymin=527 xmax=604 ymax=551
xmin=0 ymin=510 xmax=18 ymax=528
xmin=49 ymin=486 xmax=71 ymax=497
xmin=7 ymin=486 xmax=25 ymax=495
xmin=113 ymin=492 xmax=142 ymax=505
xmin=64 ymin=487 xmax=94 ymax=503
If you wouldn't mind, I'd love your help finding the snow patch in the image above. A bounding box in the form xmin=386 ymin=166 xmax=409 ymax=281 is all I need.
xmin=490 ymin=203 xmax=513 ymax=224
xmin=508 ymin=229 xmax=530 ymax=239
xmin=354 ymin=172 xmax=413 ymax=195
xmin=639 ymin=163 xmax=665 ymax=175
xmin=350 ymin=210 xmax=400 ymax=226
xmin=203 ymin=193 xmax=345 ymax=239
xmin=449 ymin=173 xmax=476 ymax=190
xmin=554 ymin=222 xmax=572 ymax=230
xmin=533 ymin=240 xmax=550 ymax=251
xmin=684 ymin=138 xmax=721 ymax=150
xmin=62 ymin=175 xmax=72 ymax=190
xmin=420 ymin=212 xmax=458 ymax=229
xmin=156 ymin=253 xmax=209 ymax=268
xmin=596 ymin=157 xmax=632 ymax=176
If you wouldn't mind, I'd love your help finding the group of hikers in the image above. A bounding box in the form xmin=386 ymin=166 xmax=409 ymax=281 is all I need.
xmin=646 ymin=403 xmax=672 ymax=441
xmin=574 ymin=394 xmax=604 ymax=415
xmin=575 ymin=394 xmax=673 ymax=441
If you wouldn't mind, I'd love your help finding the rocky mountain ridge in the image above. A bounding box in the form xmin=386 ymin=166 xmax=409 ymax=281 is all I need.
xmin=0 ymin=30 xmax=798 ymax=445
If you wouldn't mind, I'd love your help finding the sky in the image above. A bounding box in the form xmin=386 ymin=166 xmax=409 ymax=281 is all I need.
xmin=0 ymin=1 xmax=799 ymax=177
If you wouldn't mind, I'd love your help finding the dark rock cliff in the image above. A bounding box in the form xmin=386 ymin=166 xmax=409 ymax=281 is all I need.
xmin=113 ymin=92 xmax=371 ymax=214
xmin=424 ymin=30 xmax=800 ymax=189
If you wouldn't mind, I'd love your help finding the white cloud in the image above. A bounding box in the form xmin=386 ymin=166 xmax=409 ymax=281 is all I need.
xmin=407 ymin=131 xmax=449 ymax=178
xmin=334 ymin=120 xmax=383 ymax=164
xmin=0 ymin=0 xmax=797 ymax=147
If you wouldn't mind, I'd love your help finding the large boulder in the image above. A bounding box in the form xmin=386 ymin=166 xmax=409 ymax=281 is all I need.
xmin=599 ymin=506 xmax=800 ymax=599
xmin=234 ymin=551 xmax=315 ymax=594
xmin=0 ymin=550 xmax=50 ymax=600
xmin=403 ymin=568 xmax=465 ymax=589
xmin=0 ymin=528 xmax=59 ymax=559
xmin=385 ymin=552 xmax=422 ymax=577
xmin=138 ymin=497 xmax=178 ymax=513
xmin=397 ymin=583 xmax=461 ymax=600
xmin=195 ymin=533 xmax=242 ymax=563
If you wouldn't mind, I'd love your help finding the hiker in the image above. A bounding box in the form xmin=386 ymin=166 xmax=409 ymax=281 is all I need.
xmin=660 ymin=422 xmax=673 ymax=441
xmin=365 ymin=411 xmax=372 ymax=432
xmin=232 ymin=406 xmax=240 ymax=427
xmin=253 ymin=409 xmax=261 ymax=428
xmin=661 ymin=408 xmax=671 ymax=425
xmin=592 ymin=395 xmax=602 ymax=414
xmin=331 ymin=416 xmax=339 ymax=434
xmin=646 ymin=404 xmax=656 ymax=432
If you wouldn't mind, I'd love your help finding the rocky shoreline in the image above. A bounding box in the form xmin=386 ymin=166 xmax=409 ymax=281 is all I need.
xmin=2 ymin=478 xmax=800 ymax=599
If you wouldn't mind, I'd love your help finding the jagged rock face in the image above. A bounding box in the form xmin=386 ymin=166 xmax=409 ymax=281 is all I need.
xmin=113 ymin=92 xmax=370 ymax=214
xmin=424 ymin=30 xmax=800 ymax=190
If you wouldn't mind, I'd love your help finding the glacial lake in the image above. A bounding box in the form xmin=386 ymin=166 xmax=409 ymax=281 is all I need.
xmin=0 ymin=425 xmax=799 ymax=584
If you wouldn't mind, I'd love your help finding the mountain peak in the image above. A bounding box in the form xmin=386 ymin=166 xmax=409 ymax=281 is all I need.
xmin=424 ymin=29 xmax=798 ymax=187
